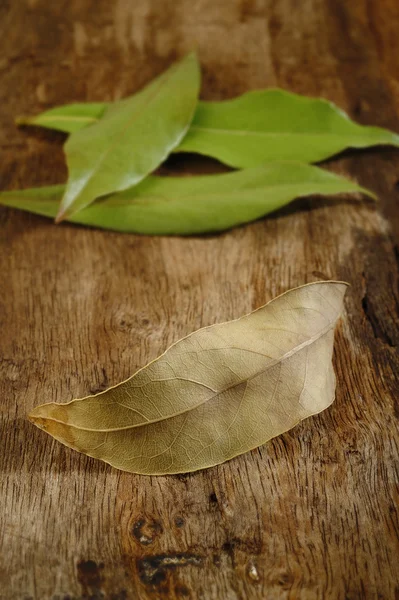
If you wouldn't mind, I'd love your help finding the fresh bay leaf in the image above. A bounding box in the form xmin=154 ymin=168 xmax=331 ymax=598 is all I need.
xmin=56 ymin=52 xmax=200 ymax=222
xmin=0 ymin=163 xmax=373 ymax=235
xmin=18 ymin=89 xmax=399 ymax=166
xmin=178 ymin=89 xmax=399 ymax=166
xmin=29 ymin=281 xmax=348 ymax=475
xmin=16 ymin=102 xmax=107 ymax=133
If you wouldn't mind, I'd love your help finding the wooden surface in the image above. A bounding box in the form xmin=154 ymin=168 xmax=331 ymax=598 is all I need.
xmin=1 ymin=1 xmax=399 ymax=598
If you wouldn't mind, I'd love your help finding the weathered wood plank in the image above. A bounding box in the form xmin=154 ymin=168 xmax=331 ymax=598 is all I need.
xmin=1 ymin=1 xmax=398 ymax=598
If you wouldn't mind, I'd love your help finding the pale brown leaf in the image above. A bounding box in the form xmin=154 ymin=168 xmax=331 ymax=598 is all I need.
xmin=29 ymin=281 xmax=348 ymax=475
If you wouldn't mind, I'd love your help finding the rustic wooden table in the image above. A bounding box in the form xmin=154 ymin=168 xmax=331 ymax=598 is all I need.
xmin=1 ymin=1 xmax=399 ymax=598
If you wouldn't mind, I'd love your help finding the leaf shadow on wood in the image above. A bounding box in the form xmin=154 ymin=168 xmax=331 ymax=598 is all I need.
xmin=14 ymin=124 xmax=68 ymax=146
xmin=265 ymin=192 xmax=376 ymax=221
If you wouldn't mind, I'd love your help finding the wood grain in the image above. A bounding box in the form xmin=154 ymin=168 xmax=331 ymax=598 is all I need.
xmin=1 ymin=0 xmax=399 ymax=598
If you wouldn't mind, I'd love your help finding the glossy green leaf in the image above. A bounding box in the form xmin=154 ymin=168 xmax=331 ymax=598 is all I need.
xmin=56 ymin=52 xmax=200 ymax=222
xmin=0 ymin=163 xmax=373 ymax=235
xmin=29 ymin=281 xmax=347 ymax=475
xmin=18 ymin=89 xmax=399 ymax=166
xmin=16 ymin=103 xmax=107 ymax=133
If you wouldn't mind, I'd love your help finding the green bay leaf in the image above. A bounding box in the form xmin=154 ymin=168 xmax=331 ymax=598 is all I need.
xmin=28 ymin=281 xmax=347 ymax=475
xmin=18 ymin=89 xmax=399 ymax=166
xmin=16 ymin=102 xmax=107 ymax=133
xmin=178 ymin=89 xmax=399 ymax=166
xmin=56 ymin=52 xmax=200 ymax=222
xmin=0 ymin=163 xmax=373 ymax=235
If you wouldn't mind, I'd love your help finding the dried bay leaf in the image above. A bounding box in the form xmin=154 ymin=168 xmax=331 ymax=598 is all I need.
xmin=29 ymin=281 xmax=347 ymax=475
xmin=56 ymin=52 xmax=200 ymax=222
xmin=0 ymin=163 xmax=373 ymax=235
xmin=19 ymin=89 xmax=399 ymax=165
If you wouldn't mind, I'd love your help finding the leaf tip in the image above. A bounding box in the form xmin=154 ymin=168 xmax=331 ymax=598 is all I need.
xmin=55 ymin=208 xmax=67 ymax=224
xmin=28 ymin=405 xmax=50 ymax=431
xmin=185 ymin=48 xmax=198 ymax=58
xmin=28 ymin=412 xmax=45 ymax=429
xmin=15 ymin=115 xmax=29 ymax=127
xmin=360 ymin=186 xmax=378 ymax=202
xmin=181 ymin=49 xmax=200 ymax=71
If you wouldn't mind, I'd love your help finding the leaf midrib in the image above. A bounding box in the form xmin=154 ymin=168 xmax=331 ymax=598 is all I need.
xmin=5 ymin=179 xmax=353 ymax=211
xmin=30 ymin=116 xmax=391 ymax=142
xmin=37 ymin=315 xmax=337 ymax=433
xmin=186 ymin=126 xmax=380 ymax=139
xmin=30 ymin=119 xmax=363 ymax=138
xmin=100 ymin=181 xmax=352 ymax=207
xmin=36 ymin=115 xmax=98 ymax=124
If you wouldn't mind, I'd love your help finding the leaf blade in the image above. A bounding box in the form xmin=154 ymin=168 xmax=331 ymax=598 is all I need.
xmin=56 ymin=52 xmax=200 ymax=221
xmin=16 ymin=103 xmax=108 ymax=133
xmin=177 ymin=89 xmax=399 ymax=166
xmin=29 ymin=281 xmax=347 ymax=475
xmin=0 ymin=163 xmax=374 ymax=235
